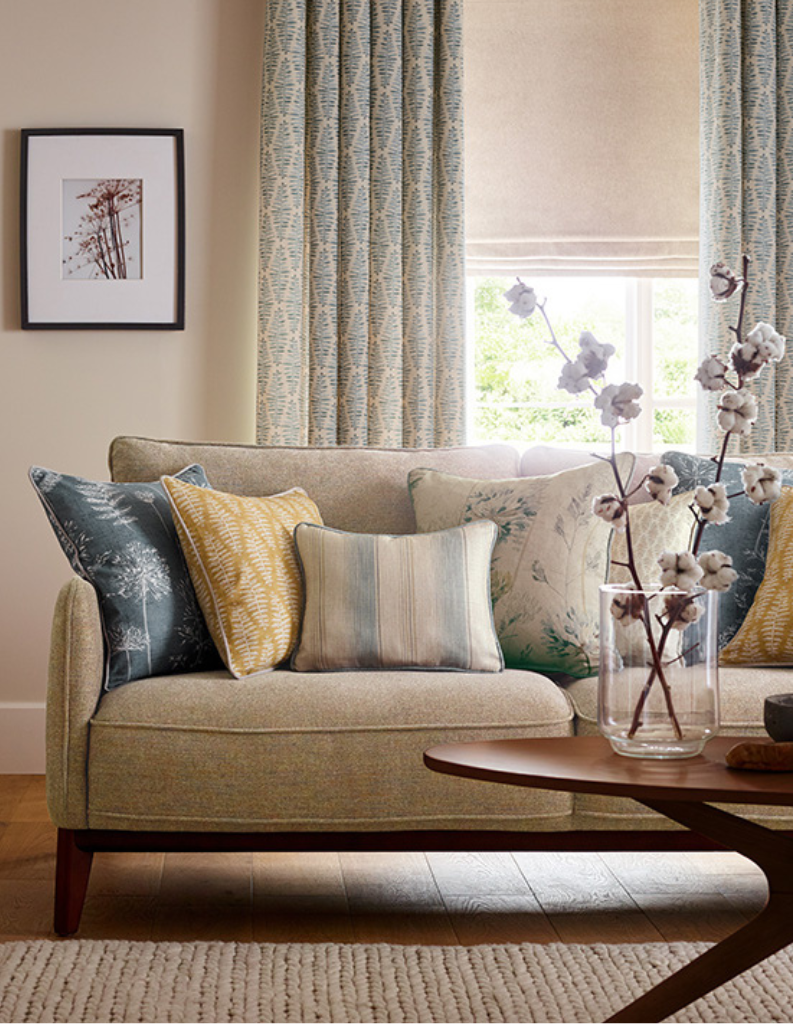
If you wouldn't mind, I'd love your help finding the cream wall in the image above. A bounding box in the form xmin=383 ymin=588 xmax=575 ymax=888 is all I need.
xmin=0 ymin=0 xmax=265 ymax=767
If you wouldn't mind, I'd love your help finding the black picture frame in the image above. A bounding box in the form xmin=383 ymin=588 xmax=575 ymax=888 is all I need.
xmin=20 ymin=128 xmax=185 ymax=330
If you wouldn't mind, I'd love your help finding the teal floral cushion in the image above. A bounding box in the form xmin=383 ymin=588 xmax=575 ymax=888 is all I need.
xmin=662 ymin=450 xmax=793 ymax=647
xmin=30 ymin=463 xmax=221 ymax=689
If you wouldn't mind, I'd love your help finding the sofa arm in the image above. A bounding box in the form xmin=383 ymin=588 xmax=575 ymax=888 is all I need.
xmin=46 ymin=577 xmax=104 ymax=829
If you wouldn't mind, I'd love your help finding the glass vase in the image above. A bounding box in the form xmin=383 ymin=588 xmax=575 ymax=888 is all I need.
xmin=598 ymin=584 xmax=719 ymax=759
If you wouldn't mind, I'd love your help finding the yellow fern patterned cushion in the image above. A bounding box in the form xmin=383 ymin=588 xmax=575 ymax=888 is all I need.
xmin=161 ymin=477 xmax=323 ymax=678
xmin=721 ymin=487 xmax=793 ymax=666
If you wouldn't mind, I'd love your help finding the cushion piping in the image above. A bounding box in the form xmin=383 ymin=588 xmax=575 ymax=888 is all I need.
xmin=89 ymin=715 xmax=574 ymax=736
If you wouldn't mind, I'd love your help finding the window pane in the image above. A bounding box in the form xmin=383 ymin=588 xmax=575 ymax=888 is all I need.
xmin=653 ymin=407 xmax=696 ymax=449
xmin=652 ymin=280 xmax=698 ymax=400
xmin=475 ymin=404 xmax=607 ymax=446
xmin=473 ymin=276 xmax=625 ymax=445
xmin=470 ymin=275 xmax=698 ymax=451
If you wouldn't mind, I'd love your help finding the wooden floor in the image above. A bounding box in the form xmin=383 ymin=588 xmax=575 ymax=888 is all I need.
xmin=0 ymin=776 xmax=768 ymax=946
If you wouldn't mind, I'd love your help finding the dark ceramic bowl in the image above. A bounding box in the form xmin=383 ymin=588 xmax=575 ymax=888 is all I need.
xmin=764 ymin=694 xmax=793 ymax=742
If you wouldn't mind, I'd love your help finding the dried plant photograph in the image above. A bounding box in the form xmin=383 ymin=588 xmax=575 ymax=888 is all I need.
xmin=62 ymin=178 xmax=142 ymax=280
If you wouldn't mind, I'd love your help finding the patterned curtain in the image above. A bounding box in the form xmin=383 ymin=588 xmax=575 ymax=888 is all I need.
xmin=257 ymin=0 xmax=466 ymax=448
xmin=700 ymin=0 xmax=793 ymax=452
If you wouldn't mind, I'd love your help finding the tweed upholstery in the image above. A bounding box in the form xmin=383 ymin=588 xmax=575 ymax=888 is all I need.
xmin=46 ymin=578 xmax=105 ymax=829
xmin=86 ymin=669 xmax=574 ymax=832
xmin=564 ymin=667 xmax=793 ymax=830
xmin=109 ymin=437 xmax=519 ymax=535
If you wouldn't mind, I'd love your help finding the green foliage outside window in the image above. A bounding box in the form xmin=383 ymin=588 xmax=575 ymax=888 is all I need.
xmin=652 ymin=281 xmax=699 ymax=400
xmin=472 ymin=276 xmax=698 ymax=449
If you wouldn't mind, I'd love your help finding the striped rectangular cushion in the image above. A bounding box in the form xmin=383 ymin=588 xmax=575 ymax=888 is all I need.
xmin=291 ymin=521 xmax=503 ymax=672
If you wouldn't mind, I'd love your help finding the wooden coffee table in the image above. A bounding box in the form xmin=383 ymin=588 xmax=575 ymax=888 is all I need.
xmin=424 ymin=734 xmax=793 ymax=1023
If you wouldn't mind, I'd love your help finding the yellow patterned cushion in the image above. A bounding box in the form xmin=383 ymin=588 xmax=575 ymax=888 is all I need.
xmin=721 ymin=487 xmax=793 ymax=666
xmin=161 ymin=477 xmax=323 ymax=678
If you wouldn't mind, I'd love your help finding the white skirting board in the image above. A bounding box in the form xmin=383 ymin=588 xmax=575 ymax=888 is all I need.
xmin=0 ymin=704 xmax=46 ymax=773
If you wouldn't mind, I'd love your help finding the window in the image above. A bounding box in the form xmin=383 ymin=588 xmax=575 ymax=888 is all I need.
xmin=467 ymin=276 xmax=698 ymax=453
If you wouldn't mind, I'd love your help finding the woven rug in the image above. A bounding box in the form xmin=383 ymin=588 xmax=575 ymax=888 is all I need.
xmin=1 ymin=939 xmax=791 ymax=1023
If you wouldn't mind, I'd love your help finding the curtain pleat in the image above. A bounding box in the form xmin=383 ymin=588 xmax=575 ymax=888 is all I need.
xmin=435 ymin=0 xmax=466 ymax=446
xmin=258 ymin=0 xmax=308 ymax=444
xmin=700 ymin=0 xmax=793 ymax=452
xmin=306 ymin=0 xmax=340 ymax=444
xmin=258 ymin=0 xmax=466 ymax=448
xmin=368 ymin=0 xmax=403 ymax=446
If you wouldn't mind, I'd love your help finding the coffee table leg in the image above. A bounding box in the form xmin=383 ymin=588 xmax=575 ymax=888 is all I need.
xmin=605 ymin=798 xmax=793 ymax=1024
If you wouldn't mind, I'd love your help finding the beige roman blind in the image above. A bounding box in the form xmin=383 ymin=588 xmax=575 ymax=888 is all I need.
xmin=464 ymin=0 xmax=699 ymax=276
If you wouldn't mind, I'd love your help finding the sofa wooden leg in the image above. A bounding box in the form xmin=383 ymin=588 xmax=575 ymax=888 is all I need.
xmin=54 ymin=828 xmax=94 ymax=935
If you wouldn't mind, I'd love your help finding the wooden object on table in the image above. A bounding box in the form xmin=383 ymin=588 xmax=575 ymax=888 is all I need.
xmin=725 ymin=739 xmax=793 ymax=770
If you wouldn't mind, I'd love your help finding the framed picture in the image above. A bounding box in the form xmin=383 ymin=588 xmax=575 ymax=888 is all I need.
xmin=20 ymin=128 xmax=185 ymax=330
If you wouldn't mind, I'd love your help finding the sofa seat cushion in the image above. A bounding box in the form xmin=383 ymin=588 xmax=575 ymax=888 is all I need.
xmin=87 ymin=669 xmax=575 ymax=832
xmin=564 ymin=667 xmax=793 ymax=830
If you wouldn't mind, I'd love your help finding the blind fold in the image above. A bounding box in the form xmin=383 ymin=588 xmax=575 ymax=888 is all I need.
xmin=464 ymin=0 xmax=699 ymax=277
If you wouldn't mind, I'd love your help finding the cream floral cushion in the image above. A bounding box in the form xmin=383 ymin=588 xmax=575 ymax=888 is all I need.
xmin=162 ymin=477 xmax=323 ymax=678
xmin=408 ymin=455 xmax=634 ymax=677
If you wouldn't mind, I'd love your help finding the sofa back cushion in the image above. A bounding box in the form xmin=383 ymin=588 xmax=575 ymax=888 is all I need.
xmin=110 ymin=437 xmax=519 ymax=535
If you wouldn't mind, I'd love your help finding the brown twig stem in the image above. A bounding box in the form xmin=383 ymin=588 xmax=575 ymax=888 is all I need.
xmin=537 ymin=300 xmax=600 ymax=398
xmin=605 ymin=429 xmax=683 ymax=741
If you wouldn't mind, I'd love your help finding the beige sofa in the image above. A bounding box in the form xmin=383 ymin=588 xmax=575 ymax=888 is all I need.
xmin=46 ymin=436 xmax=793 ymax=934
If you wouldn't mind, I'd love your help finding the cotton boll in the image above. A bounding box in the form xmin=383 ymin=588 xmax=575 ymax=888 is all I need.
xmin=594 ymin=382 xmax=643 ymax=429
xmin=664 ymin=594 xmax=705 ymax=630
xmin=709 ymin=262 xmax=742 ymax=301
xmin=645 ymin=465 xmax=678 ymax=505
xmin=504 ymin=281 xmax=537 ymax=319
xmin=558 ymin=358 xmax=592 ymax=394
xmin=694 ymin=483 xmax=730 ymax=524
xmin=717 ymin=390 xmax=758 ymax=436
xmin=658 ymin=551 xmax=704 ymax=591
xmin=694 ymin=355 xmax=728 ymax=392
xmin=698 ymin=550 xmax=738 ymax=592
xmin=610 ymin=586 xmax=645 ymax=627
xmin=592 ymin=494 xmax=627 ymax=531
xmin=742 ymin=464 xmax=782 ymax=505
xmin=577 ymin=332 xmax=615 ymax=378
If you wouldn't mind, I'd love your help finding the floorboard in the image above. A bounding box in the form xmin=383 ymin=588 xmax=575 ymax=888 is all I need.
xmin=0 ymin=775 xmax=768 ymax=946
